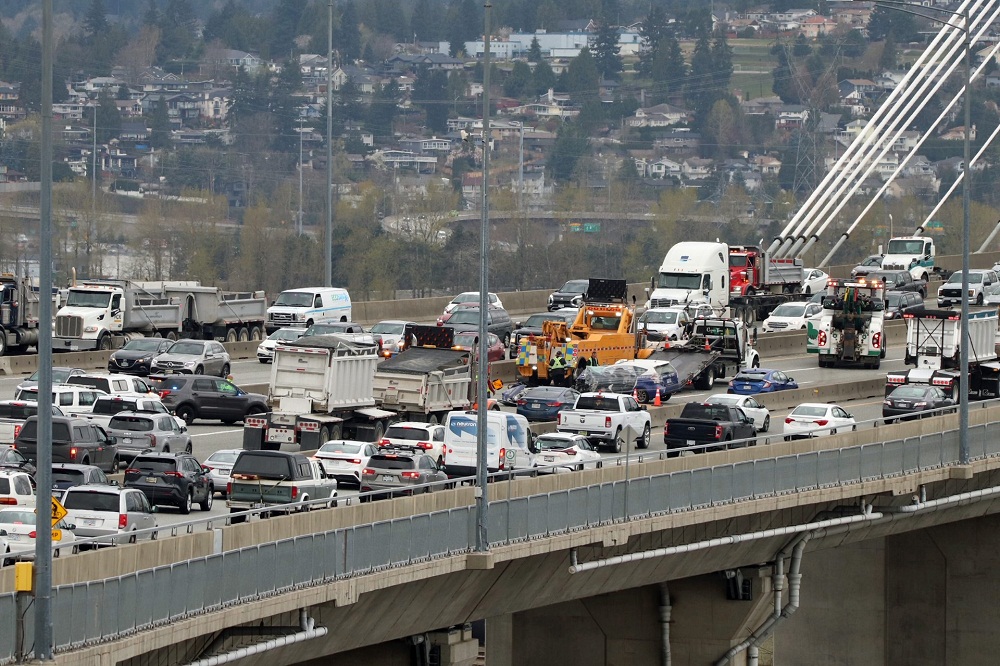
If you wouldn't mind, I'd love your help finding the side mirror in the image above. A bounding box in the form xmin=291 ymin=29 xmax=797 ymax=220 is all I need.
xmin=110 ymin=480 xmax=120 ymax=487
xmin=640 ymin=404 xmax=647 ymax=411
xmin=151 ymin=506 xmax=158 ymax=513
xmin=0 ymin=529 xmax=6 ymax=537
xmin=64 ymin=523 xmax=76 ymax=531
xmin=787 ymin=377 xmax=795 ymax=382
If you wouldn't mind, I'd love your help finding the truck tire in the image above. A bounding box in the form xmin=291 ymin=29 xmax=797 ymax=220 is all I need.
xmin=611 ymin=428 xmax=623 ymax=454
xmin=372 ymin=420 xmax=386 ymax=442
xmin=330 ymin=423 xmax=343 ymax=440
xmin=225 ymin=329 xmax=238 ymax=343
xmin=250 ymin=326 xmax=263 ymax=340
xmin=98 ymin=333 xmax=112 ymax=351
xmin=696 ymin=366 xmax=715 ymax=390
xmin=637 ymin=424 xmax=651 ymax=449
xmin=167 ymin=332 xmax=178 ymax=341
xmin=0 ymin=334 xmax=6 ymax=357
xmin=238 ymin=327 xmax=249 ymax=342
xmin=977 ymin=293 xmax=984 ymax=306
xmin=319 ymin=425 xmax=331 ymax=443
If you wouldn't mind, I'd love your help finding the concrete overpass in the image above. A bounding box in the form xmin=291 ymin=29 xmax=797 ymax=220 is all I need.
xmin=4 ymin=396 xmax=1000 ymax=665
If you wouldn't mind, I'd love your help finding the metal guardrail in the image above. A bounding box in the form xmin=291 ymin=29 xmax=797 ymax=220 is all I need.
xmin=2 ymin=409 xmax=998 ymax=660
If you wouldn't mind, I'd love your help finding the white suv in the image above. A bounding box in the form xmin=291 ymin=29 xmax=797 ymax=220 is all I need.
xmin=14 ymin=384 xmax=107 ymax=416
xmin=0 ymin=470 xmax=36 ymax=507
xmin=380 ymin=422 xmax=446 ymax=465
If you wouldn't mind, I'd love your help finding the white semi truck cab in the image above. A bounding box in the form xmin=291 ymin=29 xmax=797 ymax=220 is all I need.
xmin=881 ymin=236 xmax=936 ymax=282
xmin=54 ymin=281 xmax=180 ymax=351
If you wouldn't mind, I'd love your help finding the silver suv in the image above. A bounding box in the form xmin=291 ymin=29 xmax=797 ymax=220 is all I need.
xmin=106 ymin=411 xmax=192 ymax=462
xmin=151 ymin=340 xmax=232 ymax=377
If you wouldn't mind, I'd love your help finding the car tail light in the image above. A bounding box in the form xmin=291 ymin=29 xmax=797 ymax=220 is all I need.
xmin=663 ymin=423 xmax=669 ymax=435
xmin=119 ymin=514 xmax=128 ymax=529
xmin=158 ymin=390 xmax=171 ymax=399
xmin=164 ymin=471 xmax=184 ymax=478
xmin=416 ymin=441 xmax=432 ymax=450
xmin=728 ymin=380 xmax=734 ymax=388
xmin=557 ymin=414 xmax=563 ymax=425
xmin=561 ymin=448 xmax=577 ymax=455
xmin=715 ymin=425 xmax=723 ymax=440
xmin=379 ymin=438 xmax=390 ymax=446
xmin=499 ymin=448 xmax=506 ymax=470
xmin=785 ymin=417 xmax=793 ymax=424
xmin=290 ymin=486 xmax=298 ymax=499
xmin=401 ymin=471 xmax=420 ymax=479
xmin=13 ymin=425 xmax=20 ymax=439
xmin=124 ymin=468 xmax=139 ymax=475
xmin=762 ymin=381 xmax=772 ymax=389
xmin=351 ymin=458 xmax=362 ymax=464
xmin=604 ymin=416 xmax=611 ymax=428
xmin=550 ymin=401 xmax=562 ymax=407
xmin=205 ymin=465 xmax=214 ymax=471
xmin=362 ymin=468 xmax=376 ymax=476
xmin=0 ymin=498 xmax=16 ymax=505
xmin=69 ymin=447 xmax=78 ymax=460
xmin=815 ymin=419 xmax=829 ymax=426
xmin=517 ymin=399 xmax=526 ymax=406
xmin=29 ymin=531 xmax=37 ymax=538
xmin=883 ymin=400 xmax=891 ymax=406
xmin=226 ymin=482 xmax=232 ymax=495
xmin=149 ymin=434 xmax=157 ymax=448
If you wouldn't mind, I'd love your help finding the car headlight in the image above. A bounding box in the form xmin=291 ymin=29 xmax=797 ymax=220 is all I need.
xmin=84 ymin=326 xmax=98 ymax=333
xmin=547 ymin=295 xmax=554 ymax=304
xmin=969 ymin=290 xmax=976 ymax=297
xmin=183 ymin=360 xmax=197 ymax=367
xmin=293 ymin=313 xmax=305 ymax=321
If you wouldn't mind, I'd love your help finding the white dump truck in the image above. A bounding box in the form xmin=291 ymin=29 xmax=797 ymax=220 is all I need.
xmin=53 ymin=280 xmax=267 ymax=351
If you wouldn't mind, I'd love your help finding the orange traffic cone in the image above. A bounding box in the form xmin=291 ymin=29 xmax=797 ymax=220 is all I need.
xmin=654 ymin=387 xmax=662 ymax=406
xmin=632 ymin=388 xmax=639 ymax=401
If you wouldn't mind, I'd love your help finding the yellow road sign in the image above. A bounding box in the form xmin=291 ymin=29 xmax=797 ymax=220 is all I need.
xmin=51 ymin=529 xmax=62 ymax=542
xmin=51 ymin=497 xmax=67 ymax=526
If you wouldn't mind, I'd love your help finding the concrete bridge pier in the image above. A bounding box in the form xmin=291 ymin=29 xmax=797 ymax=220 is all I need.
xmin=485 ymin=574 xmax=776 ymax=666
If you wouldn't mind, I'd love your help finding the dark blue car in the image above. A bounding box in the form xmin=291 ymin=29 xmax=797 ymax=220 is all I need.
xmin=727 ymin=368 xmax=798 ymax=395
xmin=516 ymin=386 xmax=580 ymax=422
xmin=576 ymin=360 xmax=683 ymax=403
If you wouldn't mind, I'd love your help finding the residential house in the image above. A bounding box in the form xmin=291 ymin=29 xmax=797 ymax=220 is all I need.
xmin=741 ymin=95 xmax=785 ymax=116
xmin=654 ymin=129 xmax=702 ymax=153
xmin=681 ymin=157 xmax=713 ymax=180
xmin=798 ymin=15 xmax=838 ymax=38
xmin=53 ymin=100 xmax=87 ymax=120
xmin=118 ymin=121 xmax=150 ymax=144
xmin=902 ymin=155 xmax=936 ymax=179
xmin=385 ymin=53 xmax=465 ymax=72
xmin=462 ymin=173 xmax=483 ymax=203
xmin=751 ymin=155 xmax=782 ymax=175
xmin=892 ymin=131 xmax=921 ymax=153
xmin=776 ymin=105 xmax=809 ymax=130
xmin=647 ymin=157 xmax=683 ymax=179
xmin=115 ymin=99 xmax=144 ymax=118
xmin=940 ymin=125 xmax=976 ymax=141
xmin=874 ymin=70 xmax=906 ymax=91
xmin=627 ymin=103 xmax=691 ymax=128
xmin=399 ymin=136 xmax=452 ymax=154
xmin=0 ymin=81 xmax=24 ymax=121
xmin=216 ymin=49 xmax=264 ymax=73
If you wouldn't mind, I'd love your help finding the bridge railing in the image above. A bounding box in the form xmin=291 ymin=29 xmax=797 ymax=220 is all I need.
xmin=1 ymin=414 xmax=998 ymax=661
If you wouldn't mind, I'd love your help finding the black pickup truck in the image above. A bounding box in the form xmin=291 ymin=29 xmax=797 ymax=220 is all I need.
xmin=663 ymin=402 xmax=757 ymax=455
xmin=868 ymin=270 xmax=927 ymax=298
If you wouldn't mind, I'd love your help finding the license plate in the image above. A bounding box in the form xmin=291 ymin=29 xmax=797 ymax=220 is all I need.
xmin=532 ymin=403 xmax=541 ymax=409
xmin=379 ymin=475 xmax=394 ymax=482
xmin=898 ymin=402 xmax=911 ymax=408
xmin=123 ymin=438 xmax=132 ymax=445
xmin=83 ymin=519 xmax=96 ymax=526
xmin=743 ymin=385 xmax=752 ymax=390
xmin=145 ymin=477 xmax=157 ymax=483
xmin=330 ymin=460 xmax=346 ymax=467
xmin=544 ymin=456 xmax=555 ymax=462
xmin=578 ymin=431 xmax=587 ymax=435
xmin=7 ymin=534 xmax=20 ymax=541
xmin=687 ymin=439 xmax=695 ymax=445
xmin=271 ymin=428 xmax=295 ymax=444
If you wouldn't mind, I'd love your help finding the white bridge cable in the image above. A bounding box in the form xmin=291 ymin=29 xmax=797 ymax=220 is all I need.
xmin=765 ymin=0 xmax=981 ymax=258
xmin=774 ymin=0 xmax=985 ymax=259
xmin=815 ymin=35 xmax=1000 ymax=267
xmin=789 ymin=1 xmax=998 ymax=260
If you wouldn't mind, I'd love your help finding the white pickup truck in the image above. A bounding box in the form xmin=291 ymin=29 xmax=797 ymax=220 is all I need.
xmin=227 ymin=450 xmax=338 ymax=522
xmin=0 ymin=400 xmax=65 ymax=445
xmin=556 ymin=392 xmax=652 ymax=453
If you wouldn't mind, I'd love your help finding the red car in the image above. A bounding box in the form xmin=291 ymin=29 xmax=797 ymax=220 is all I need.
xmin=452 ymin=331 xmax=505 ymax=362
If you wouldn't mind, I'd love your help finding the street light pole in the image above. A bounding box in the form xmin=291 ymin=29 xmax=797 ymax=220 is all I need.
xmin=298 ymin=116 xmax=304 ymax=236
xmin=325 ymin=0 xmax=334 ymax=286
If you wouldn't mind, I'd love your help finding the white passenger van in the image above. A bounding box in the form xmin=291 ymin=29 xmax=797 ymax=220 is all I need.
xmin=442 ymin=410 xmax=533 ymax=478
xmin=265 ymin=287 xmax=352 ymax=333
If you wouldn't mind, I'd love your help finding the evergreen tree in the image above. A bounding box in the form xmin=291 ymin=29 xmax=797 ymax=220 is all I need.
xmin=158 ymin=0 xmax=197 ymax=62
xmin=879 ymin=32 xmax=897 ymax=71
xmin=637 ymin=5 xmax=670 ymax=76
xmin=531 ymin=58 xmax=557 ymax=96
xmin=563 ymin=47 xmax=600 ymax=97
xmin=415 ymin=68 xmax=449 ymax=133
xmin=368 ymin=79 xmax=400 ymax=143
xmin=117 ymin=84 xmax=130 ymax=101
xmin=84 ymin=0 xmax=109 ymax=39
xmin=711 ymin=33 xmax=734 ymax=91
xmin=547 ymin=124 xmax=590 ymax=182
xmin=96 ymin=90 xmax=121 ymax=144
xmin=503 ymin=61 xmax=532 ymax=98
xmin=591 ymin=20 xmax=622 ymax=81
xmin=271 ymin=58 xmax=303 ymax=153
xmin=339 ymin=1 xmax=362 ymax=62
xmin=411 ymin=0 xmax=436 ymax=42
xmin=143 ymin=0 xmax=160 ymax=27
xmin=269 ymin=0 xmax=306 ymax=59
xmin=528 ymin=36 xmax=543 ymax=63
xmin=686 ymin=30 xmax=715 ymax=109
xmin=648 ymin=36 xmax=686 ymax=98
xmin=149 ymin=98 xmax=172 ymax=149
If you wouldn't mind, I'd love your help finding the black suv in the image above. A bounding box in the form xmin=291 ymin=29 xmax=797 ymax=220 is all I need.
xmin=441 ymin=307 xmax=514 ymax=345
xmin=548 ymin=279 xmax=589 ymax=311
xmin=885 ymin=291 xmax=923 ymax=319
xmin=15 ymin=416 xmax=119 ymax=472
xmin=148 ymin=375 xmax=269 ymax=425
xmin=124 ymin=452 xmax=213 ymax=514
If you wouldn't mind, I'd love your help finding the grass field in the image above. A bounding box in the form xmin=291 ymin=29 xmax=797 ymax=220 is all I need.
xmin=731 ymin=71 xmax=775 ymax=99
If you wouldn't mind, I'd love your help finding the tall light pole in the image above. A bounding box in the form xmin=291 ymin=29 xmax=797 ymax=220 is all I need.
xmin=298 ymin=116 xmax=304 ymax=236
xmin=325 ymin=0 xmax=334 ymax=286
xmin=856 ymin=0 xmax=973 ymax=463
xmin=475 ymin=1 xmax=493 ymax=553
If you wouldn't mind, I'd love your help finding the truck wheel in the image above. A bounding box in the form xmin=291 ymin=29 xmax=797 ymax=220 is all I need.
xmin=612 ymin=429 xmax=623 ymax=454
xmin=637 ymin=424 xmax=651 ymax=449
xmin=225 ymin=329 xmax=238 ymax=343
xmin=636 ymin=389 xmax=649 ymax=403
xmin=696 ymin=366 xmax=715 ymax=390
xmin=921 ymin=273 xmax=929 ymax=283
xmin=427 ymin=413 xmax=440 ymax=426
xmin=250 ymin=326 xmax=263 ymax=340
xmin=98 ymin=333 xmax=112 ymax=351
xmin=330 ymin=423 xmax=343 ymax=440
xmin=238 ymin=327 xmax=250 ymax=342
xmin=319 ymin=426 xmax=331 ymax=443
xmin=372 ymin=421 xmax=385 ymax=442
xmin=0 ymin=334 xmax=7 ymax=357
xmin=167 ymin=332 xmax=178 ymax=341
xmin=977 ymin=293 xmax=984 ymax=306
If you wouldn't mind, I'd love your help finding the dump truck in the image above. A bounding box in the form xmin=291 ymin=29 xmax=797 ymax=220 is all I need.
xmin=884 ymin=308 xmax=1000 ymax=400
xmin=53 ymin=279 xmax=267 ymax=351
xmin=0 ymin=273 xmax=62 ymax=356
xmin=372 ymin=325 xmax=474 ymax=424
xmin=808 ymin=277 xmax=887 ymax=369
xmin=246 ymin=334 xmax=396 ymax=450
xmin=516 ymin=278 xmax=652 ymax=385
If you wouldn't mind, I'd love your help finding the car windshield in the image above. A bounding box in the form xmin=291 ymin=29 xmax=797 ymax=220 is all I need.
xmin=452 ymin=333 xmax=478 ymax=348
xmin=523 ymin=314 xmax=553 ymax=327
xmin=369 ymin=456 xmax=416 ymax=470
xmin=273 ymin=292 xmax=314 ymax=307
xmin=734 ymin=372 xmax=767 ymax=382
xmin=560 ymin=281 xmax=589 ymax=294
xmin=62 ymin=491 xmax=119 ymax=512
xmin=705 ymin=395 xmax=740 ymax=406
xmin=946 ymin=272 xmax=984 ymax=284
xmin=92 ymin=400 xmax=140 ymax=416
xmin=268 ymin=329 xmax=304 ymax=341
xmin=318 ymin=442 xmax=364 ymax=454
xmin=0 ymin=510 xmax=36 ymax=523
xmin=534 ymin=436 xmax=577 ymax=451
xmin=15 ymin=420 xmax=70 ymax=440
xmin=131 ymin=458 xmax=177 ymax=472
xmin=27 ymin=368 xmax=77 ymax=383
xmin=51 ymin=470 xmax=86 ymax=486
xmin=385 ymin=426 xmax=431 ymax=441
xmin=770 ymin=303 xmax=806 ymax=318
xmin=886 ymin=239 xmax=925 ymax=255
xmin=305 ymin=324 xmax=350 ymax=335
xmin=370 ymin=322 xmax=406 ymax=335
xmin=206 ymin=450 xmax=241 ymax=464
xmin=886 ymin=293 xmax=904 ymax=307
xmin=64 ymin=290 xmax=111 ymax=308
xmin=121 ymin=339 xmax=165 ymax=352
xmin=109 ymin=416 xmax=155 ymax=431
xmin=655 ymin=272 xmax=703 ymax=290
xmin=791 ymin=405 xmax=830 ymax=417
xmin=641 ymin=311 xmax=679 ymax=324
xmin=523 ymin=387 xmax=568 ymax=399
xmin=864 ymin=257 xmax=882 ymax=266
xmin=166 ymin=341 xmax=206 ymax=355
xmin=890 ymin=386 xmax=930 ymax=399
xmin=452 ymin=292 xmax=478 ymax=304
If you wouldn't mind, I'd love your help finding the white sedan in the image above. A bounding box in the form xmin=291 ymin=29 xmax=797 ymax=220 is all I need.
xmin=532 ymin=433 xmax=603 ymax=473
xmin=637 ymin=307 xmax=691 ymax=342
xmin=783 ymin=403 xmax=857 ymax=440
xmin=703 ymin=393 xmax=772 ymax=432
xmin=0 ymin=508 xmax=78 ymax=562
xmin=312 ymin=440 xmax=380 ymax=488
xmin=802 ymin=268 xmax=830 ymax=295
xmin=761 ymin=301 xmax=824 ymax=333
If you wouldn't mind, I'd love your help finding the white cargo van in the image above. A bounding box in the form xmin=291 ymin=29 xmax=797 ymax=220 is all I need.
xmin=266 ymin=287 xmax=352 ymax=333
xmin=442 ymin=411 xmax=533 ymax=478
